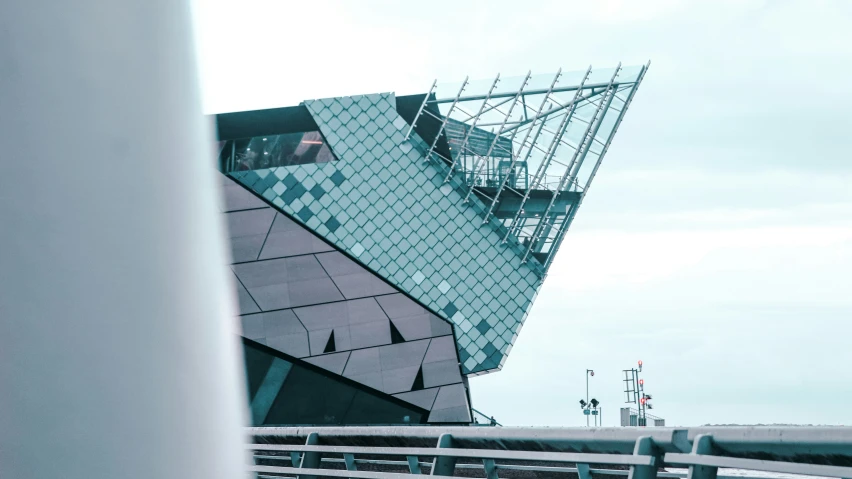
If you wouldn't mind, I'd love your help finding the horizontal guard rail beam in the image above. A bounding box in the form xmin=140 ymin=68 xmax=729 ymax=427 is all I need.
xmin=249 ymin=444 xmax=655 ymax=466
xmin=664 ymin=453 xmax=852 ymax=478
xmin=253 ymin=465 xmax=434 ymax=479
xmin=253 ymin=456 xmax=846 ymax=479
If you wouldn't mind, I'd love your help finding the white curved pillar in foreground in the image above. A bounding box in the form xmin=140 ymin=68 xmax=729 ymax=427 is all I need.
xmin=0 ymin=2 xmax=248 ymax=478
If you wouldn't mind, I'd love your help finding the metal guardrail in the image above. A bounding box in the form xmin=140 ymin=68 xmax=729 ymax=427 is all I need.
xmin=246 ymin=426 xmax=852 ymax=479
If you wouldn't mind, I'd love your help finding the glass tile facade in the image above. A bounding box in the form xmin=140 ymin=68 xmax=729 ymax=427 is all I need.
xmin=230 ymin=92 xmax=545 ymax=375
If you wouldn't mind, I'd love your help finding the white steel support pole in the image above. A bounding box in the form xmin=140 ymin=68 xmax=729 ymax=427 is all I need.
xmin=0 ymin=3 xmax=249 ymax=479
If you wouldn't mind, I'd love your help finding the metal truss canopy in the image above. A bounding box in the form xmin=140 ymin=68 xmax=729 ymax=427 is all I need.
xmin=407 ymin=64 xmax=649 ymax=272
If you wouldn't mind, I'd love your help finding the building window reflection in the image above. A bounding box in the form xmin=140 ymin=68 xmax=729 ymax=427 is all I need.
xmin=219 ymin=131 xmax=336 ymax=173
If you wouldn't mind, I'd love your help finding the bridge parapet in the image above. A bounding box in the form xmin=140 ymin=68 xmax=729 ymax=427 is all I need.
xmin=247 ymin=426 xmax=852 ymax=479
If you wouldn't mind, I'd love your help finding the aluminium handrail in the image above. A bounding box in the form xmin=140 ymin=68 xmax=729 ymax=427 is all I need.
xmin=664 ymin=453 xmax=852 ymax=479
xmin=247 ymin=444 xmax=655 ymax=466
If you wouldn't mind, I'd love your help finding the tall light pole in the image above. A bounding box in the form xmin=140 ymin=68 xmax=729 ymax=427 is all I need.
xmin=586 ymin=369 xmax=594 ymax=426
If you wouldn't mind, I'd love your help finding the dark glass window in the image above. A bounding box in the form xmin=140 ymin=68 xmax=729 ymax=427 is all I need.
xmin=242 ymin=339 xmax=426 ymax=426
xmin=219 ymin=131 xmax=336 ymax=174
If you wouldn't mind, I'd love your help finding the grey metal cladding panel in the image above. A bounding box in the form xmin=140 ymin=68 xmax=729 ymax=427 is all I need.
xmin=378 ymin=339 xmax=430 ymax=371
xmin=316 ymin=252 xmax=396 ymax=299
xmin=423 ymin=335 xmax=457 ymax=364
xmin=308 ymin=328 xmax=333 ymax=356
xmin=270 ymin=212 xmax=304 ymax=232
xmin=246 ymin=283 xmax=290 ymax=311
xmin=346 ymin=371 xmax=383 ymax=391
xmin=293 ymin=301 xmax=349 ymax=330
xmin=348 ymin=320 xmax=391 ymax=350
xmin=303 ymin=351 xmax=350 ymax=375
xmin=267 ymin=214 xmax=333 ymax=255
xmin=429 ymin=314 xmax=454 ymax=336
xmin=222 ymin=179 xmax=268 ymax=212
xmin=286 ymin=277 xmax=344 ymax=308
xmin=241 ymin=314 xmax=265 ymax=340
xmin=342 ymin=347 xmax=381 ymax=377
xmin=261 ymin=309 xmax=305 ymax=337
xmin=389 ymin=314 xmax=433 ymax=342
xmin=226 ymin=208 xmax=276 ymax=238
xmin=259 ymin=228 xmax=332 ymax=259
xmin=392 ymin=388 xmax=440 ymax=410
xmin=375 ymin=293 xmax=428 ymax=319
xmin=266 ymin=333 xmax=310 ymax=358
xmin=293 ymin=298 xmax=388 ymax=331
xmin=308 ymin=326 xmax=353 ymax=353
xmin=234 ymin=275 xmax=261 ymax=314
xmin=230 ymin=235 xmax=267 ymax=263
xmin=226 ymin=208 xmax=275 ymax=262
xmin=329 ymin=272 xmax=396 ymax=299
xmin=422 ymin=359 xmax=462 ymax=389
xmin=315 ymin=251 xmax=367 ymax=276
xmin=332 ymin=326 xmax=352 ymax=351
xmin=345 ymin=298 xmax=388 ymax=325
xmin=381 ymin=365 xmax=420 ymax=395
xmin=428 ymin=405 xmax=472 ymax=424
xmin=431 ymin=383 xmax=469 ymax=410
xmin=377 ymin=294 xmax=453 ymax=339
xmin=232 ymin=259 xmax=289 ymax=288
xmin=282 ymin=255 xmax=328 ymax=282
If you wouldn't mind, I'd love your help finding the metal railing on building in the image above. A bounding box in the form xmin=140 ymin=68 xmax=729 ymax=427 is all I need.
xmin=471 ymin=408 xmax=502 ymax=427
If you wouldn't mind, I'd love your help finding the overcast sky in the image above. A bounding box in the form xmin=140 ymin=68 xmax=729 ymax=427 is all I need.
xmin=194 ymin=0 xmax=852 ymax=426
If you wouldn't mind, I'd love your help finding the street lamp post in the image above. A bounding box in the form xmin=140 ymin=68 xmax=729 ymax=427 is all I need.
xmin=586 ymin=369 xmax=594 ymax=426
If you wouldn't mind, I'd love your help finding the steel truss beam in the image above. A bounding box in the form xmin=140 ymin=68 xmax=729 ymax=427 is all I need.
xmin=482 ymin=69 xmax=562 ymax=225
xmin=499 ymin=87 xmax=610 ymax=134
xmin=542 ymin=61 xmax=650 ymax=270
xmin=458 ymin=96 xmax=516 ymax=123
xmin=403 ymin=80 xmax=436 ymax=141
xmin=443 ymin=74 xmax=501 ymax=183
xmin=462 ymin=71 xmax=532 ymax=203
xmin=423 ymin=77 xmax=469 ymax=163
xmin=431 ymin=79 xmax=633 ymax=104
xmin=522 ymin=63 xmax=622 ymax=263
xmin=502 ymin=66 xmax=592 ymax=243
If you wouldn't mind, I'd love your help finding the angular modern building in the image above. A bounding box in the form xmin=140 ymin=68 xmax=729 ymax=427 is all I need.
xmin=215 ymin=65 xmax=648 ymax=425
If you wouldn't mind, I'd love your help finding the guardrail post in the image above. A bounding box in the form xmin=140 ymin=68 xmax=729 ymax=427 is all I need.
xmin=344 ymin=452 xmax=357 ymax=479
xmin=687 ymin=435 xmax=717 ymax=479
xmin=672 ymin=430 xmax=693 ymax=453
xmin=483 ymin=458 xmax=499 ymax=479
xmin=298 ymin=432 xmax=321 ymax=479
xmin=431 ymin=433 xmax=457 ymax=476
xmin=407 ymin=456 xmax=423 ymax=474
xmin=628 ymin=436 xmax=658 ymax=479
xmin=344 ymin=453 xmax=357 ymax=471
xmin=577 ymin=462 xmax=593 ymax=479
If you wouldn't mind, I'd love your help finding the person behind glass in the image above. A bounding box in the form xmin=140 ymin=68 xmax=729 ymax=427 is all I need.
xmin=238 ymin=138 xmax=268 ymax=170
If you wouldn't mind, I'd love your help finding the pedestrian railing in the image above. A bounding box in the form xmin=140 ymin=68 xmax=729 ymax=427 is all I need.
xmin=246 ymin=426 xmax=852 ymax=479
